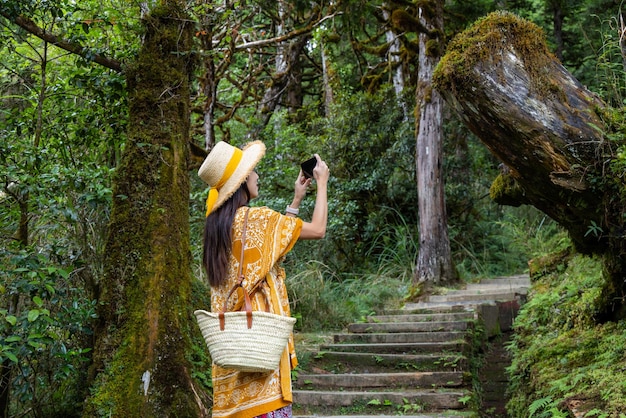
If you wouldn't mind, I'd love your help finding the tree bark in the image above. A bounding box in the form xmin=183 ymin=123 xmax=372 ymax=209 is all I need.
xmin=83 ymin=3 xmax=209 ymax=416
xmin=414 ymin=0 xmax=457 ymax=287
xmin=198 ymin=13 xmax=218 ymax=151
xmin=382 ymin=3 xmax=408 ymax=119
xmin=434 ymin=11 xmax=626 ymax=318
xmin=320 ymin=38 xmax=335 ymax=117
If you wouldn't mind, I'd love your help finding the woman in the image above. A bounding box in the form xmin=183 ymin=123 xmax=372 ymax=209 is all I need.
xmin=198 ymin=140 xmax=329 ymax=418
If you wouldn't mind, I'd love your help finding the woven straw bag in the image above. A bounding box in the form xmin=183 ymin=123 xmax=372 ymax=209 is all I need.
xmin=194 ymin=208 xmax=297 ymax=373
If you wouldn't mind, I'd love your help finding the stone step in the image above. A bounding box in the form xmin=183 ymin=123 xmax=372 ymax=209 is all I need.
xmin=465 ymin=282 xmax=529 ymax=291
xmin=477 ymin=275 xmax=530 ymax=285
xmin=367 ymin=311 xmax=475 ymax=323
xmin=320 ymin=341 xmax=467 ymax=354
xmin=384 ymin=304 xmax=473 ymax=316
xmin=293 ymin=275 xmax=528 ymax=418
xmin=333 ymin=331 xmax=466 ymax=344
xmin=292 ymin=388 xmax=471 ymax=410
xmin=444 ymin=287 xmax=528 ymax=296
xmin=402 ymin=300 xmax=497 ymax=311
xmin=305 ymin=351 xmax=468 ymax=373
xmin=294 ymin=371 xmax=465 ymax=390
xmin=348 ymin=320 xmax=470 ymax=334
xmin=427 ymin=291 xmax=525 ymax=303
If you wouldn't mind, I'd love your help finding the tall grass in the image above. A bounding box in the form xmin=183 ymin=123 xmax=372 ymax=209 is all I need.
xmin=287 ymin=204 xmax=568 ymax=332
xmin=287 ymin=214 xmax=416 ymax=332
xmin=452 ymin=205 xmax=566 ymax=281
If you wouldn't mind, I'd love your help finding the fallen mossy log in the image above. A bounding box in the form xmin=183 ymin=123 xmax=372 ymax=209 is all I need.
xmin=433 ymin=11 xmax=626 ymax=319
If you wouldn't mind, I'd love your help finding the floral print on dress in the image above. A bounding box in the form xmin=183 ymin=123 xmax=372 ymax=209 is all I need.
xmin=210 ymin=206 xmax=302 ymax=418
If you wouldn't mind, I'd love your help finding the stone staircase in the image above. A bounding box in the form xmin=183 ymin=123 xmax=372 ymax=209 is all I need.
xmin=292 ymin=274 xmax=531 ymax=418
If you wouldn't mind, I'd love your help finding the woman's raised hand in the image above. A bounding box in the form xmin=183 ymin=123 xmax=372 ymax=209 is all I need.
xmin=312 ymin=154 xmax=329 ymax=184
xmin=298 ymin=154 xmax=329 ymax=239
xmin=294 ymin=170 xmax=311 ymax=202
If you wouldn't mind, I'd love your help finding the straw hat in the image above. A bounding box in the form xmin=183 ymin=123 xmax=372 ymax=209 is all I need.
xmin=198 ymin=140 xmax=266 ymax=216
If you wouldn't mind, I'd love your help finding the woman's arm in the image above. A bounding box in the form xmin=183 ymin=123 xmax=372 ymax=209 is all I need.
xmin=295 ymin=154 xmax=329 ymax=240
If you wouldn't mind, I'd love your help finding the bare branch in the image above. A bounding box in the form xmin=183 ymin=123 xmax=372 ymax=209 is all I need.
xmin=234 ymin=13 xmax=339 ymax=51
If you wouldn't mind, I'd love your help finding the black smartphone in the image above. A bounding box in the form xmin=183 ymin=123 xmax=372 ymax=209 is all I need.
xmin=300 ymin=156 xmax=317 ymax=179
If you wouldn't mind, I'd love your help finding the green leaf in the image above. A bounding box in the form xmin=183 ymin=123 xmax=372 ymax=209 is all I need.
xmin=4 ymin=352 xmax=18 ymax=363
xmin=33 ymin=295 xmax=43 ymax=307
xmin=4 ymin=336 xmax=21 ymax=343
xmin=58 ymin=268 xmax=70 ymax=279
xmin=28 ymin=340 xmax=43 ymax=349
xmin=27 ymin=309 xmax=40 ymax=322
xmin=5 ymin=316 xmax=17 ymax=326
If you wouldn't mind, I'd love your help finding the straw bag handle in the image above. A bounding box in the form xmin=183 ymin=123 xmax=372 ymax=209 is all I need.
xmin=218 ymin=207 xmax=270 ymax=330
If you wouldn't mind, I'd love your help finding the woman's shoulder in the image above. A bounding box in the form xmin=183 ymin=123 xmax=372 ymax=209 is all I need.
xmin=247 ymin=206 xmax=300 ymax=227
xmin=236 ymin=205 xmax=275 ymax=215
xmin=248 ymin=205 xmax=278 ymax=217
xmin=236 ymin=205 xmax=276 ymax=224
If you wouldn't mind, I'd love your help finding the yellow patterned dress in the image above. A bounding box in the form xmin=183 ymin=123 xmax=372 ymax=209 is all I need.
xmin=210 ymin=206 xmax=302 ymax=418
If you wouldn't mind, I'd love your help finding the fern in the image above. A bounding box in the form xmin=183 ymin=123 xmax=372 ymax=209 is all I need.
xmin=584 ymin=410 xmax=608 ymax=418
xmin=546 ymin=407 xmax=569 ymax=418
xmin=528 ymin=396 xmax=553 ymax=418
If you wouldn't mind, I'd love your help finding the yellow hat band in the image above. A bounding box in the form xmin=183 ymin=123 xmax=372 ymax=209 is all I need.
xmin=205 ymin=148 xmax=243 ymax=216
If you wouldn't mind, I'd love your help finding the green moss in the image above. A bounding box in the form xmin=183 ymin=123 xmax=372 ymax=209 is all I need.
xmin=425 ymin=38 xmax=439 ymax=58
xmin=508 ymin=253 xmax=626 ymax=416
xmin=391 ymin=9 xmax=423 ymax=33
xmin=489 ymin=173 xmax=528 ymax=207
xmin=527 ymin=247 xmax=574 ymax=279
xmin=418 ymin=82 xmax=432 ymax=103
xmin=83 ymin=3 xmax=206 ymax=417
xmin=415 ymin=0 xmax=437 ymax=23
xmin=434 ymin=11 xmax=557 ymax=98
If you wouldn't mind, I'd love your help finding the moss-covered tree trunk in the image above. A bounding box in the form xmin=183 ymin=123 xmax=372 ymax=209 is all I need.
xmin=433 ymin=11 xmax=626 ymax=320
xmin=83 ymin=3 xmax=210 ymax=416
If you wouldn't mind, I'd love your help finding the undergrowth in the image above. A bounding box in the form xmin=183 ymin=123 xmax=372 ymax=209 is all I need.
xmin=283 ymin=207 xmax=420 ymax=332
xmin=507 ymin=249 xmax=626 ymax=417
xmin=286 ymin=205 xmax=558 ymax=333
xmin=286 ymin=250 xmax=411 ymax=332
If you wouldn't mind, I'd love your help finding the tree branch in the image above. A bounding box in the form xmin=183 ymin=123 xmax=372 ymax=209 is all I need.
xmin=234 ymin=13 xmax=339 ymax=51
xmin=0 ymin=11 xmax=123 ymax=73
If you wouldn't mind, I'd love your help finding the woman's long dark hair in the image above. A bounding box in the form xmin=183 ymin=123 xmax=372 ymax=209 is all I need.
xmin=203 ymin=183 xmax=250 ymax=287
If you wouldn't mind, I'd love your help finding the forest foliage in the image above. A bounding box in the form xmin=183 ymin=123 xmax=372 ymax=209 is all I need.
xmin=1 ymin=0 xmax=626 ymax=416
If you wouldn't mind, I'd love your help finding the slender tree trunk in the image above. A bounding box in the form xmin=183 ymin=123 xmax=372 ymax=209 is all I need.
xmin=83 ymin=3 xmax=209 ymax=416
xmin=276 ymin=0 xmax=289 ymax=75
xmin=414 ymin=0 xmax=456 ymax=286
xmin=550 ymin=0 xmax=564 ymax=61
xmin=199 ymin=17 xmax=217 ymax=151
xmin=619 ymin=12 xmax=626 ymax=73
xmin=383 ymin=3 xmax=408 ymax=119
xmin=321 ymin=39 xmax=335 ymax=117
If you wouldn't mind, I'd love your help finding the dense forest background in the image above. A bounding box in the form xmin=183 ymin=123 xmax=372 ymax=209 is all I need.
xmin=1 ymin=0 xmax=625 ymax=417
